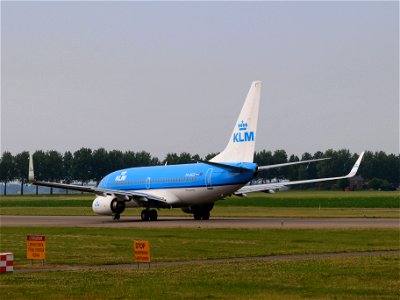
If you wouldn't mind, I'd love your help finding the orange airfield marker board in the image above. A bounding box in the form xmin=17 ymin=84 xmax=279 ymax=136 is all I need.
xmin=134 ymin=240 xmax=151 ymax=263
xmin=27 ymin=235 xmax=46 ymax=260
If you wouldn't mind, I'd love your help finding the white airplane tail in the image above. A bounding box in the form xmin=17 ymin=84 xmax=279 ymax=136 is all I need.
xmin=210 ymin=81 xmax=261 ymax=163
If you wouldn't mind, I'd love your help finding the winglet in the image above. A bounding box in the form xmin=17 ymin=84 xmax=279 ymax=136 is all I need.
xmin=347 ymin=151 xmax=365 ymax=177
xmin=28 ymin=153 xmax=35 ymax=182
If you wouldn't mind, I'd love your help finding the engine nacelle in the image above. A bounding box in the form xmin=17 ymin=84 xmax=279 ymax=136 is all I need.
xmin=92 ymin=195 xmax=125 ymax=215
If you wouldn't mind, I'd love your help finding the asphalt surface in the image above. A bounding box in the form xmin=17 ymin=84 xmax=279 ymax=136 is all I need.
xmin=1 ymin=215 xmax=398 ymax=228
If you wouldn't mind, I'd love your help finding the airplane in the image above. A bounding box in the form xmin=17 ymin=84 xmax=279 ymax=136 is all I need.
xmin=28 ymin=81 xmax=365 ymax=221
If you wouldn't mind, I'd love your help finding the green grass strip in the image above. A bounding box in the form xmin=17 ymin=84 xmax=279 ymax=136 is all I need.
xmin=1 ymin=255 xmax=398 ymax=299
xmin=1 ymin=227 xmax=398 ymax=267
xmin=1 ymin=191 xmax=398 ymax=208
xmin=218 ymin=191 xmax=400 ymax=208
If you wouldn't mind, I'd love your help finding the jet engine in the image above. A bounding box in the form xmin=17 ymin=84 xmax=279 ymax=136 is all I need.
xmin=92 ymin=195 xmax=125 ymax=215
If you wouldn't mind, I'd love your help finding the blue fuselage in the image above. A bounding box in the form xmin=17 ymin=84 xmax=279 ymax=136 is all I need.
xmin=98 ymin=162 xmax=257 ymax=192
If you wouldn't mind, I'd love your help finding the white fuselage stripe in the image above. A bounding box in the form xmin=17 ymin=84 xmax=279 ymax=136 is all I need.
xmin=125 ymin=184 xmax=244 ymax=208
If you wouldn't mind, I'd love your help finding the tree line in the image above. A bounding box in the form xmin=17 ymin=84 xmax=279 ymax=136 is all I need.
xmin=0 ymin=148 xmax=398 ymax=195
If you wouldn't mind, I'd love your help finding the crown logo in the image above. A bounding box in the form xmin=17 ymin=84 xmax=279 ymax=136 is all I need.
xmin=238 ymin=120 xmax=248 ymax=131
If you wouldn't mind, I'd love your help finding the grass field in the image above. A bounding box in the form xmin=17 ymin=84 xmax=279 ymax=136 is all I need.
xmin=1 ymin=191 xmax=399 ymax=299
xmin=217 ymin=191 xmax=400 ymax=208
xmin=1 ymin=227 xmax=398 ymax=267
xmin=1 ymin=191 xmax=399 ymax=208
xmin=1 ymin=255 xmax=398 ymax=299
xmin=1 ymin=191 xmax=399 ymax=218
xmin=0 ymin=227 xmax=399 ymax=299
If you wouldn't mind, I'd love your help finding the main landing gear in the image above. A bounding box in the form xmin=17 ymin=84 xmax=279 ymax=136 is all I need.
xmin=181 ymin=203 xmax=214 ymax=220
xmin=193 ymin=210 xmax=210 ymax=220
xmin=141 ymin=209 xmax=158 ymax=221
xmin=112 ymin=214 xmax=120 ymax=221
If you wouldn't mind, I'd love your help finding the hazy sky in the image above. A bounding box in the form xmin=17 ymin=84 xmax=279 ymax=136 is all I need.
xmin=2 ymin=1 xmax=399 ymax=159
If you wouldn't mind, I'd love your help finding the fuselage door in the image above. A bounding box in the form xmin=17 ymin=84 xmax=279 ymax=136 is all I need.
xmin=205 ymin=168 xmax=213 ymax=189
xmin=146 ymin=177 xmax=151 ymax=189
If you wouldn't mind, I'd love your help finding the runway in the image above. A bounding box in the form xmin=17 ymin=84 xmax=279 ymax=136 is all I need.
xmin=1 ymin=215 xmax=398 ymax=229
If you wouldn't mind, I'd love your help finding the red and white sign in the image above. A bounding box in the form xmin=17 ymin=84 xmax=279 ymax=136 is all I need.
xmin=0 ymin=253 xmax=14 ymax=273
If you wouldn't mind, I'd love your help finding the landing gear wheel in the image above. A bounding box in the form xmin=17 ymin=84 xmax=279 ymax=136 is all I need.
xmin=141 ymin=210 xmax=150 ymax=221
xmin=149 ymin=209 xmax=158 ymax=221
xmin=193 ymin=212 xmax=202 ymax=220
xmin=193 ymin=210 xmax=210 ymax=220
xmin=201 ymin=211 xmax=210 ymax=220
xmin=112 ymin=214 xmax=120 ymax=221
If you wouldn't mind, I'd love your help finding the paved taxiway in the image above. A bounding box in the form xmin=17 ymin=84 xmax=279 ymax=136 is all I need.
xmin=1 ymin=215 xmax=398 ymax=228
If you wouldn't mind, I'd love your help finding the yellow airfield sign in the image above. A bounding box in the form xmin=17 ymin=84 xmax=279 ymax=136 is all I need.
xmin=27 ymin=235 xmax=46 ymax=260
xmin=134 ymin=240 xmax=151 ymax=263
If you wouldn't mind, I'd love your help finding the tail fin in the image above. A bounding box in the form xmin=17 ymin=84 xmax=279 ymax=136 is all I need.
xmin=210 ymin=81 xmax=261 ymax=163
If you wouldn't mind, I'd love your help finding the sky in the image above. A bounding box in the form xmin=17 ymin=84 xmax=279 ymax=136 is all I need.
xmin=1 ymin=1 xmax=399 ymax=159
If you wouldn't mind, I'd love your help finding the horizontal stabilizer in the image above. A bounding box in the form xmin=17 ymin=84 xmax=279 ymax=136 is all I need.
xmin=200 ymin=160 xmax=251 ymax=172
xmin=258 ymin=157 xmax=331 ymax=171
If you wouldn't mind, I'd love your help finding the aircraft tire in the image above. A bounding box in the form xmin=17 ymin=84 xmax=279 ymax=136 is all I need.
xmin=141 ymin=210 xmax=150 ymax=221
xmin=201 ymin=211 xmax=210 ymax=220
xmin=112 ymin=214 xmax=120 ymax=221
xmin=149 ymin=209 xmax=158 ymax=221
xmin=193 ymin=212 xmax=202 ymax=220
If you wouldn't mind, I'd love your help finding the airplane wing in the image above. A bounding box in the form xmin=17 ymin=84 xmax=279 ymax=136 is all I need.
xmin=93 ymin=187 xmax=168 ymax=206
xmin=235 ymin=152 xmax=365 ymax=195
xmin=258 ymin=157 xmax=330 ymax=171
xmin=28 ymin=180 xmax=96 ymax=193
xmin=29 ymin=178 xmax=168 ymax=206
xmin=28 ymin=154 xmax=167 ymax=207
